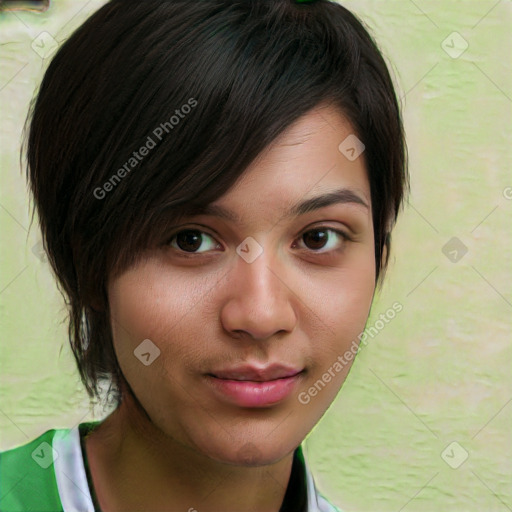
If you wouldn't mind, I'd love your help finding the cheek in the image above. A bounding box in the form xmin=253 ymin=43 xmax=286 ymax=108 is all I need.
xmin=319 ymin=284 xmax=373 ymax=371
xmin=302 ymin=249 xmax=375 ymax=396
xmin=295 ymin=261 xmax=375 ymax=416
xmin=312 ymin=251 xmax=375 ymax=347
xmin=107 ymin=263 xmax=204 ymax=372
xmin=335 ymin=267 xmax=375 ymax=333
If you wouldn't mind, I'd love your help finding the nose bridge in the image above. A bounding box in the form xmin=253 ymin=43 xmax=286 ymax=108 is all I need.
xmin=239 ymin=241 xmax=282 ymax=299
xmin=221 ymin=237 xmax=296 ymax=339
xmin=237 ymin=236 xmax=283 ymax=304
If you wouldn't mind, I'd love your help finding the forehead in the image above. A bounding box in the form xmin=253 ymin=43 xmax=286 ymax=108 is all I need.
xmin=202 ymin=104 xmax=371 ymax=226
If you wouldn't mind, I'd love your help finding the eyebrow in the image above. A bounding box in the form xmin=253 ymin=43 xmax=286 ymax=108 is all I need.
xmin=180 ymin=188 xmax=369 ymax=223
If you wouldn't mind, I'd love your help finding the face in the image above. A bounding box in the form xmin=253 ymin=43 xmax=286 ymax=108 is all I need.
xmin=107 ymin=104 xmax=376 ymax=466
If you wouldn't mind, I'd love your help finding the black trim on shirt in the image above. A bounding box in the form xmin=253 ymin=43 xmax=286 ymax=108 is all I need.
xmin=78 ymin=422 xmax=308 ymax=512
xmin=79 ymin=421 xmax=104 ymax=512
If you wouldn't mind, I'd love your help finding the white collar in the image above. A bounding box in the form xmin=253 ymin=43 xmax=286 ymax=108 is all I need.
xmin=52 ymin=426 xmax=338 ymax=512
xmin=53 ymin=427 xmax=95 ymax=512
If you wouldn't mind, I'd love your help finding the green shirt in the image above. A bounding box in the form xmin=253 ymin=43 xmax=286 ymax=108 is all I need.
xmin=0 ymin=421 xmax=343 ymax=511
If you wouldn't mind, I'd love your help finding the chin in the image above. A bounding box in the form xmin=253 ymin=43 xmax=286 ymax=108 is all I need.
xmin=192 ymin=431 xmax=298 ymax=468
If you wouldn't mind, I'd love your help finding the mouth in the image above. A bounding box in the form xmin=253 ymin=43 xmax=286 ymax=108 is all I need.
xmin=205 ymin=364 xmax=305 ymax=408
xmin=209 ymin=364 xmax=303 ymax=382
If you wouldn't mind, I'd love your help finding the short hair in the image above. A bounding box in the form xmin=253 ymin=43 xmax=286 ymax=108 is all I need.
xmin=23 ymin=0 xmax=409 ymax=407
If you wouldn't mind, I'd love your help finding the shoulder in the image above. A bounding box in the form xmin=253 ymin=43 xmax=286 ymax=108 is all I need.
xmin=308 ymin=483 xmax=345 ymax=512
xmin=299 ymin=445 xmax=346 ymax=512
xmin=0 ymin=427 xmax=66 ymax=512
xmin=315 ymin=492 xmax=345 ymax=512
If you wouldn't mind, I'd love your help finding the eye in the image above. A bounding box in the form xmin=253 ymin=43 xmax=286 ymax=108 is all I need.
xmin=167 ymin=229 xmax=221 ymax=254
xmin=166 ymin=225 xmax=350 ymax=258
xmin=293 ymin=226 xmax=349 ymax=254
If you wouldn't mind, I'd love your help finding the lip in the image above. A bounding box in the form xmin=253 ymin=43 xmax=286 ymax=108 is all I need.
xmin=206 ymin=364 xmax=304 ymax=408
xmin=210 ymin=364 xmax=303 ymax=382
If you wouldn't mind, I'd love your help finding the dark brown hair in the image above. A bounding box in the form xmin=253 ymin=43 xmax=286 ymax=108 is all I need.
xmin=23 ymin=0 xmax=408 ymax=407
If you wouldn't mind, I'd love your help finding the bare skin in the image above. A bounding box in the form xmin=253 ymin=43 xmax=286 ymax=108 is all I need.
xmin=85 ymin=103 xmax=376 ymax=512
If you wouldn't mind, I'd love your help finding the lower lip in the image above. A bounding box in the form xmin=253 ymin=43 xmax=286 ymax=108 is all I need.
xmin=206 ymin=373 xmax=302 ymax=408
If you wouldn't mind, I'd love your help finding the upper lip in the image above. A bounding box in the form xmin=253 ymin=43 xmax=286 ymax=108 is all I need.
xmin=210 ymin=364 xmax=303 ymax=382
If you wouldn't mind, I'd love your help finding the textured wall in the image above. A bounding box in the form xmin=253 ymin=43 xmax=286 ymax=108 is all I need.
xmin=0 ymin=1 xmax=510 ymax=511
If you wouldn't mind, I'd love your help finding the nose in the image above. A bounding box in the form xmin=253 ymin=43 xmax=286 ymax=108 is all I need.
xmin=220 ymin=245 xmax=297 ymax=341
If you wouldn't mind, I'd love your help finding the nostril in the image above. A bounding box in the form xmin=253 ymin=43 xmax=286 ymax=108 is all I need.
xmin=232 ymin=330 xmax=249 ymax=340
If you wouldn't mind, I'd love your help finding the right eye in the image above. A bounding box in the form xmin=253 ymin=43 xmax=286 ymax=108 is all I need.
xmin=166 ymin=228 xmax=222 ymax=256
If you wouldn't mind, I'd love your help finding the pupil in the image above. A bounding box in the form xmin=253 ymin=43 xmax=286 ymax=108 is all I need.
xmin=304 ymin=230 xmax=326 ymax=250
xmin=177 ymin=230 xmax=201 ymax=252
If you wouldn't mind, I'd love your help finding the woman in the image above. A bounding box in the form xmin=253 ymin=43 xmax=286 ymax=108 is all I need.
xmin=0 ymin=0 xmax=408 ymax=510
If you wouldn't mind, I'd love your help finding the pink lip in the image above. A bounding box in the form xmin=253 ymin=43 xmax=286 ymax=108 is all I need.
xmin=210 ymin=364 xmax=302 ymax=382
xmin=206 ymin=364 xmax=304 ymax=408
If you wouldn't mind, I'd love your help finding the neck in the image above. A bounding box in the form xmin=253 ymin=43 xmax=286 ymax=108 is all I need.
xmin=85 ymin=394 xmax=295 ymax=512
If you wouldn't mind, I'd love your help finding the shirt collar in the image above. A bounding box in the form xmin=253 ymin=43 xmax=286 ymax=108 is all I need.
xmin=52 ymin=424 xmax=337 ymax=512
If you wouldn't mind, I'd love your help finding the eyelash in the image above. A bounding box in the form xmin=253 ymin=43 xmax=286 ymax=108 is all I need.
xmin=165 ymin=225 xmax=351 ymax=259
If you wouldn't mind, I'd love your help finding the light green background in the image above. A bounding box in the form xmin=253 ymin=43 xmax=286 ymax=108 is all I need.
xmin=1 ymin=1 xmax=511 ymax=511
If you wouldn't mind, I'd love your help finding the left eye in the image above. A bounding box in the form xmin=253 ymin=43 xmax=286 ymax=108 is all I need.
xmin=294 ymin=227 xmax=348 ymax=253
xmin=166 ymin=227 xmax=348 ymax=256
